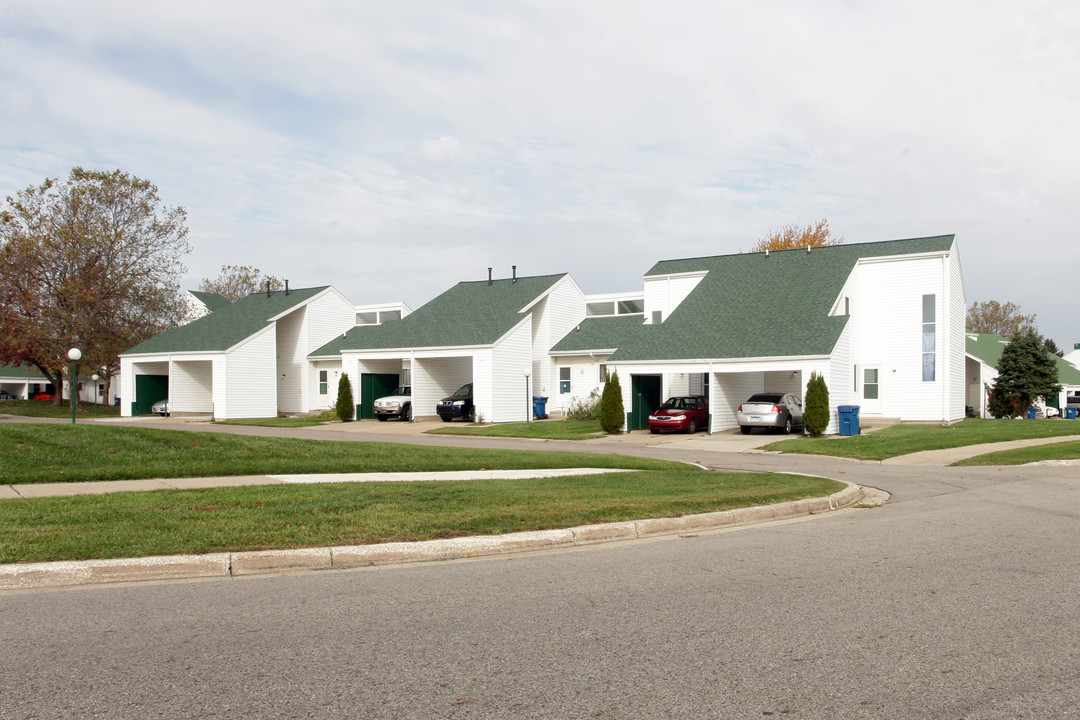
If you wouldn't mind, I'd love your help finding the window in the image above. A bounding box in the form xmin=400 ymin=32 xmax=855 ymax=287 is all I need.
xmin=586 ymin=301 xmax=615 ymax=317
xmin=617 ymin=299 xmax=644 ymax=314
xmin=356 ymin=311 xmax=378 ymax=325
xmin=863 ymin=369 xmax=879 ymax=400
xmin=922 ymin=294 xmax=936 ymax=381
xmin=599 ymin=364 xmax=608 ymax=383
xmin=559 ymin=367 xmax=571 ymax=394
xmin=380 ymin=310 xmax=401 ymax=322
xmin=401 ymin=368 xmax=411 ymax=385
xmin=319 ymin=370 xmax=328 ymax=395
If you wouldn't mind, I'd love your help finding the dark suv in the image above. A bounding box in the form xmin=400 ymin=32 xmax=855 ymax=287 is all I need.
xmin=437 ymin=383 xmax=474 ymax=422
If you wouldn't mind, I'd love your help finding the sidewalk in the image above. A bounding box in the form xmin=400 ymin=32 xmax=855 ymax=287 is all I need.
xmin=881 ymin=433 xmax=1080 ymax=466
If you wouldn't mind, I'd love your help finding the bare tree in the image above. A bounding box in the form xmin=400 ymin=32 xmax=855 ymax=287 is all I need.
xmin=199 ymin=265 xmax=283 ymax=302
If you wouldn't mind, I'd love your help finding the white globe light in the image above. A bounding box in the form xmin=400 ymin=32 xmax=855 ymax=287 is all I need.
xmin=68 ymin=348 xmax=82 ymax=361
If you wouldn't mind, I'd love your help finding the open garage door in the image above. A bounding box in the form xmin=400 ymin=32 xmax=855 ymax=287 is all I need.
xmin=358 ymin=373 xmax=400 ymax=419
xmin=133 ymin=375 xmax=168 ymax=415
xmin=629 ymin=375 xmax=662 ymax=431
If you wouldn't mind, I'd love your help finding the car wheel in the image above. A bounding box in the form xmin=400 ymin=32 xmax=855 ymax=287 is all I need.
xmin=377 ymin=415 xmax=388 ymax=422
xmin=686 ymin=418 xmax=696 ymax=434
xmin=401 ymin=404 xmax=411 ymax=421
xmin=740 ymin=425 xmax=751 ymax=435
xmin=784 ymin=416 xmax=793 ymax=434
xmin=441 ymin=415 xmax=452 ymax=422
xmin=650 ymin=428 xmax=659 ymax=434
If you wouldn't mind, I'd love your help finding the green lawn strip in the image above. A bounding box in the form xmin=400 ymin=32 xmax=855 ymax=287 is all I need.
xmin=0 ymin=399 xmax=121 ymax=419
xmin=427 ymin=419 xmax=605 ymax=440
xmin=0 ymin=471 xmax=844 ymax=564
xmin=0 ymin=423 xmax=678 ymax=484
xmin=762 ymin=419 xmax=1080 ymax=461
xmin=215 ymin=416 xmax=330 ymax=428
xmin=952 ymin=441 xmax=1080 ymax=467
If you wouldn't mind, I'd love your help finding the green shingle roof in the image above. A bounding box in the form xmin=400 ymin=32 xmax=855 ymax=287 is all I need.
xmin=967 ymin=332 xmax=1080 ymax=386
xmin=610 ymin=235 xmax=956 ymax=362
xmin=0 ymin=362 xmax=47 ymax=379
xmin=311 ymin=274 xmax=567 ymax=356
xmin=188 ymin=290 xmax=231 ymax=311
xmin=551 ymin=315 xmax=645 ymax=353
xmin=123 ymin=286 xmax=330 ymax=355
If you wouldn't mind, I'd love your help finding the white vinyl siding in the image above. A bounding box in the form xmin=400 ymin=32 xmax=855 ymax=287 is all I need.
xmin=946 ymin=248 xmax=967 ymax=420
xmin=530 ymin=276 xmax=586 ymax=402
xmin=275 ymin=308 xmax=307 ymax=413
xmin=170 ymin=360 xmax=213 ymax=414
xmin=643 ymin=272 xmax=705 ymax=324
xmin=712 ymin=372 xmax=764 ymax=432
xmin=225 ymin=328 xmax=278 ymax=418
xmin=411 ymin=356 xmax=474 ymax=420
xmin=492 ymin=318 xmax=533 ymax=422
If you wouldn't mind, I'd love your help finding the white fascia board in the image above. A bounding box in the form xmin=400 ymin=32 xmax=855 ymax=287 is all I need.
xmin=346 ymin=344 xmax=493 ymax=358
xmin=517 ymin=274 xmax=580 ymax=314
xmin=549 ymin=348 xmax=618 ymax=357
xmin=855 ymin=250 xmax=951 ymax=266
xmin=614 ymin=354 xmax=832 ymax=367
xmin=584 ymin=290 xmax=645 ymax=302
xmin=122 ymin=350 xmax=226 ymax=361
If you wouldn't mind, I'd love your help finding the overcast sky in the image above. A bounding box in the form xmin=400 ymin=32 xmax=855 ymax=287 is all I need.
xmin=2 ymin=1 xmax=1077 ymax=349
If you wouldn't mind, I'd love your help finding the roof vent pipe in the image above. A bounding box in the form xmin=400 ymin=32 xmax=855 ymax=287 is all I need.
xmin=512 ymin=265 xmax=517 ymax=283
xmin=807 ymin=246 xmax=812 ymax=254
xmin=285 ymin=279 xmax=290 ymax=296
xmin=765 ymin=249 xmax=769 ymax=258
xmin=266 ymin=280 xmax=272 ymax=298
xmin=488 ymin=268 xmax=493 ymax=286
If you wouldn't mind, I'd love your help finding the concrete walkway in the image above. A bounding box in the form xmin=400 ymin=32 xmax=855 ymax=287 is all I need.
xmin=881 ymin=433 xmax=1080 ymax=466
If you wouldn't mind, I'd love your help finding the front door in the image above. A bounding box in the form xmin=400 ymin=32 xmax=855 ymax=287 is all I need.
xmin=861 ymin=367 xmax=881 ymax=415
xmin=629 ymin=375 xmax=662 ymax=431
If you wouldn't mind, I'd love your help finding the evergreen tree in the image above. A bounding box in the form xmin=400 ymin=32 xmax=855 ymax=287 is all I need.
xmin=335 ymin=373 xmax=354 ymax=422
xmin=803 ymin=371 xmax=830 ymax=436
xmin=988 ymin=328 xmax=1061 ymax=418
xmin=600 ymin=370 xmax=625 ymax=434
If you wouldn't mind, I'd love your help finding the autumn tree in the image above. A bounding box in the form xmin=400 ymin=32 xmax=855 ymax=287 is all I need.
xmin=966 ymin=300 xmax=1036 ymax=339
xmin=752 ymin=218 xmax=844 ymax=253
xmin=199 ymin=265 xmax=283 ymax=302
xmin=0 ymin=168 xmax=190 ymax=407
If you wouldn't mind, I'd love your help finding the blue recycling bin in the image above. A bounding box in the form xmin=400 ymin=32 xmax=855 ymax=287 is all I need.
xmin=837 ymin=405 xmax=860 ymax=436
xmin=1026 ymin=407 xmax=1037 ymax=420
xmin=114 ymin=397 xmax=120 ymax=407
xmin=1066 ymin=407 xmax=1077 ymax=420
xmin=532 ymin=396 xmax=549 ymax=420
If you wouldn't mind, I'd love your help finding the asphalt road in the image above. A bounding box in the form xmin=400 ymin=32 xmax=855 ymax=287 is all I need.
xmin=3 ymin=422 xmax=1079 ymax=718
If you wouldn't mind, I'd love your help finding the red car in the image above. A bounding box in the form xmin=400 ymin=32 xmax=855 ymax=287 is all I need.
xmin=30 ymin=392 xmax=55 ymax=400
xmin=648 ymin=395 xmax=708 ymax=434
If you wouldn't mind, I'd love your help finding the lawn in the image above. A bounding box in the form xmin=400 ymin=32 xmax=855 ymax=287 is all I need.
xmin=0 ymin=424 xmax=677 ymax=484
xmin=427 ymin=419 xmax=605 ymax=440
xmin=0 ymin=471 xmax=843 ymax=564
xmin=762 ymin=418 xmax=1080 ymax=461
xmin=953 ymin=441 xmax=1080 ymax=466
xmin=0 ymin=399 xmax=120 ymax=419
xmin=215 ymin=416 xmax=331 ymax=428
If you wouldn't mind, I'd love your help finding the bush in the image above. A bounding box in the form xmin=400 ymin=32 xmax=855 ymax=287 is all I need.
xmin=600 ymin=370 xmax=625 ymax=434
xmin=566 ymin=388 xmax=602 ymax=421
xmin=803 ymin=371 xmax=830 ymax=437
xmin=335 ymin=374 xmax=354 ymax=422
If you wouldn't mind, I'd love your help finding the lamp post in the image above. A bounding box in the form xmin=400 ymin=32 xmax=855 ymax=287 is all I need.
xmin=524 ymin=369 xmax=532 ymax=430
xmin=91 ymin=373 xmax=100 ymax=417
xmin=67 ymin=348 xmax=82 ymax=424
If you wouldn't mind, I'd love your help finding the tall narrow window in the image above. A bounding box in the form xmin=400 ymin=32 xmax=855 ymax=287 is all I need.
xmin=319 ymin=370 xmax=328 ymax=395
xmin=922 ymin=294 xmax=936 ymax=381
xmin=599 ymin=364 xmax=608 ymax=383
xmin=559 ymin=367 xmax=571 ymax=394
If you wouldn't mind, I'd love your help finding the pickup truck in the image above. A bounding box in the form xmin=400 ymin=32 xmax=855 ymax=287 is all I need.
xmin=373 ymin=386 xmax=411 ymax=421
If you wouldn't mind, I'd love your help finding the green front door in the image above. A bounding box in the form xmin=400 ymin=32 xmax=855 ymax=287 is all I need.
xmin=359 ymin=374 xmax=400 ymax=419
xmin=133 ymin=374 xmax=168 ymax=415
xmin=629 ymin=375 xmax=662 ymax=431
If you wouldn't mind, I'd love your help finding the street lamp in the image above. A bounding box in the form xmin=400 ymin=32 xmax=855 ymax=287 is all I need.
xmin=91 ymin=373 xmax=100 ymax=417
xmin=67 ymin=348 xmax=82 ymax=425
xmin=524 ymin=368 xmax=532 ymax=430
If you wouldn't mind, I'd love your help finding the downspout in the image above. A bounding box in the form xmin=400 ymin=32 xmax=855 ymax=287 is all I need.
xmin=707 ymin=362 xmax=713 ymax=434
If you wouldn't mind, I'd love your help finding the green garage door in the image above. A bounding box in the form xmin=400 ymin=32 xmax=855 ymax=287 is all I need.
xmin=629 ymin=375 xmax=662 ymax=431
xmin=133 ymin=374 xmax=168 ymax=415
xmin=358 ymin=374 xmax=400 ymax=419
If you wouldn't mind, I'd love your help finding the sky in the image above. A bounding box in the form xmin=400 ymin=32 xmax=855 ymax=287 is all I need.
xmin=2 ymin=1 xmax=1078 ymax=349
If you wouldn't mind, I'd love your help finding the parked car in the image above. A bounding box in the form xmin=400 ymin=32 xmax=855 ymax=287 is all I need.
xmin=436 ymin=383 xmax=474 ymax=422
xmin=151 ymin=399 xmax=170 ymax=416
xmin=0 ymin=390 xmax=15 ymax=400
xmin=736 ymin=392 xmax=803 ymax=434
xmin=30 ymin=392 xmax=55 ymax=400
xmin=1067 ymin=394 xmax=1080 ymax=411
xmin=648 ymin=395 xmax=708 ymax=434
xmin=374 ymin=386 xmax=412 ymax=421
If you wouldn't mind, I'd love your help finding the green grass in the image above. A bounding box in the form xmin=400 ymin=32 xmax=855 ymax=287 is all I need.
xmin=953 ymin=441 xmax=1080 ymax=466
xmin=427 ymin=419 xmax=605 ymax=440
xmin=0 ymin=471 xmax=844 ymax=563
xmin=0 ymin=423 xmax=679 ymax=484
xmin=762 ymin=418 xmax=1080 ymax=461
xmin=0 ymin=399 xmax=120 ymax=419
xmin=215 ymin=416 xmax=331 ymax=428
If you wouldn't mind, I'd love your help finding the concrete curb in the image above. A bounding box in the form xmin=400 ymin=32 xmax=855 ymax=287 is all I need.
xmin=0 ymin=482 xmax=866 ymax=591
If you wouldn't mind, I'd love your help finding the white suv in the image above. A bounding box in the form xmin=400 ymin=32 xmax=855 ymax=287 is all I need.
xmin=373 ymin=386 xmax=411 ymax=421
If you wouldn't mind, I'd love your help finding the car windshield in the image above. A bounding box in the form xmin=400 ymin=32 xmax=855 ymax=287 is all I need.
xmin=747 ymin=393 xmax=783 ymax=403
xmin=453 ymin=385 xmax=472 ymax=398
xmin=392 ymin=387 xmax=410 ymax=396
xmin=662 ymin=397 xmax=692 ymax=409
